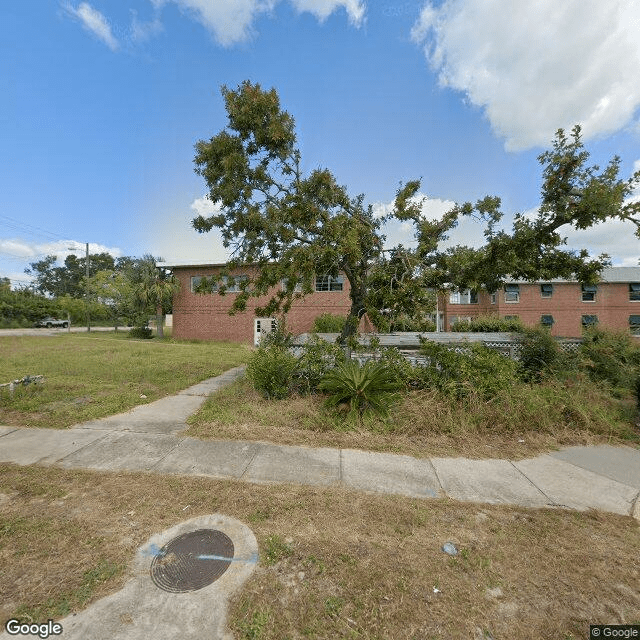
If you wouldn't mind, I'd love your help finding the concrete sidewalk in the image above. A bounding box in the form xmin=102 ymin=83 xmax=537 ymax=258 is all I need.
xmin=0 ymin=363 xmax=638 ymax=519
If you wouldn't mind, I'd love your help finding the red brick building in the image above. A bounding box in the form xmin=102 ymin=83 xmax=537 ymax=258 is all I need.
xmin=440 ymin=267 xmax=640 ymax=338
xmin=162 ymin=263 xmax=640 ymax=342
xmin=159 ymin=262 xmax=358 ymax=343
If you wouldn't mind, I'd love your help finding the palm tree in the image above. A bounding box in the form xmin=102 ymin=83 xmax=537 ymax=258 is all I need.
xmin=134 ymin=256 xmax=179 ymax=338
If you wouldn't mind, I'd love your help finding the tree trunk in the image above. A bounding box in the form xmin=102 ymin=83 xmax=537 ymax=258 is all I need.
xmin=339 ymin=280 xmax=367 ymax=348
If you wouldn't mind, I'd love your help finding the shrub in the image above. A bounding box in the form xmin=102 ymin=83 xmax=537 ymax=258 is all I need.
xmin=517 ymin=327 xmax=564 ymax=381
xmin=246 ymin=345 xmax=298 ymax=399
xmin=388 ymin=314 xmax=436 ymax=332
xmin=128 ymin=326 xmax=153 ymax=339
xmin=259 ymin=322 xmax=295 ymax=349
xmin=450 ymin=314 xmax=524 ymax=333
xmin=293 ymin=335 xmax=347 ymax=394
xmin=418 ymin=339 xmax=519 ymax=400
xmin=372 ymin=347 xmax=426 ymax=390
xmin=318 ymin=359 xmax=402 ymax=422
xmin=312 ymin=313 xmax=346 ymax=333
xmin=579 ymin=328 xmax=640 ymax=392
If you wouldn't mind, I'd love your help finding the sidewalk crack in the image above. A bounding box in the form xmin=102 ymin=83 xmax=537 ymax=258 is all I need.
xmin=509 ymin=460 xmax=556 ymax=506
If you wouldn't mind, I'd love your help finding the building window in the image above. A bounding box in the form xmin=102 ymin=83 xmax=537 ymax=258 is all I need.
xmin=630 ymin=315 xmax=640 ymax=335
xmin=449 ymin=289 xmax=478 ymax=304
xmin=190 ymin=276 xmax=217 ymax=293
xmin=490 ymin=292 xmax=496 ymax=304
xmin=540 ymin=283 xmax=553 ymax=298
xmin=540 ymin=314 xmax=554 ymax=327
xmin=281 ymin=278 xmax=302 ymax=293
xmin=581 ymin=315 xmax=598 ymax=327
xmin=504 ymin=284 xmax=520 ymax=303
xmin=581 ymin=284 xmax=597 ymax=302
xmin=315 ymin=275 xmax=344 ymax=292
xmin=504 ymin=315 xmax=519 ymax=321
xmin=630 ymin=284 xmax=640 ymax=301
xmin=224 ymin=275 xmax=248 ymax=293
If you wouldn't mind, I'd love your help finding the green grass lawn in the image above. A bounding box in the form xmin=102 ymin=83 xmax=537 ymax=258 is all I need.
xmin=0 ymin=332 xmax=249 ymax=428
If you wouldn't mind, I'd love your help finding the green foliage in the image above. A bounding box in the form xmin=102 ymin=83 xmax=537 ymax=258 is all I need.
xmin=193 ymin=85 xmax=639 ymax=347
xmin=517 ymin=327 xmax=565 ymax=381
xmin=259 ymin=322 xmax=295 ymax=349
xmin=372 ymin=347 xmax=425 ymax=391
xmin=318 ymin=359 xmax=402 ymax=421
xmin=418 ymin=339 xmax=519 ymax=400
xmin=0 ymin=287 xmax=62 ymax=325
xmin=246 ymin=345 xmax=298 ymax=399
xmin=311 ymin=313 xmax=346 ymax=333
xmin=579 ymin=328 xmax=640 ymax=392
xmin=292 ymin=335 xmax=347 ymax=394
xmin=25 ymin=252 xmax=116 ymax=298
xmin=450 ymin=314 xmax=524 ymax=333
xmin=128 ymin=326 xmax=153 ymax=339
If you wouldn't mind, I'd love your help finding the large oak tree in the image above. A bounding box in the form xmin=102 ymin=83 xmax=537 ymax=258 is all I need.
xmin=192 ymin=81 xmax=640 ymax=342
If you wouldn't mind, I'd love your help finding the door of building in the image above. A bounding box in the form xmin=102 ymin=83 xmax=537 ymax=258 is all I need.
xmin=254 ymin=318 xmax=277 ymax=346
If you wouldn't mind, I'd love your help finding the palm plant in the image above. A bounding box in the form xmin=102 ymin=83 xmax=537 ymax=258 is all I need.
xmin=318 ymin=359 xmax=402 ymax=423
xmin=134 ymin=255 xmax=179 ymax=338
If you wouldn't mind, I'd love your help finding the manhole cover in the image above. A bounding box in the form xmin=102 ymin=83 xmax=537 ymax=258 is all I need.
xmin=150 ymin=529 xmax=234 ymax=593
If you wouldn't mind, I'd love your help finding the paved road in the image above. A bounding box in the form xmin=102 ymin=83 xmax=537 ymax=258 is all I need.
xmin=0 ymin=326 xmax=118 ymax=337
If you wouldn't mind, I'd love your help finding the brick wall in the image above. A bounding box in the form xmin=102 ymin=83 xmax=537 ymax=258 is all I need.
xmin=171 ymin=266 xmax=354 ymax=343
xmin=441 ymin=282 xmax=640 ymax=337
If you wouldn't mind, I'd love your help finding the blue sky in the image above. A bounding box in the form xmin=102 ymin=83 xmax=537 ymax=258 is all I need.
xmin=2 ymin=0 xmax=639 ymax=287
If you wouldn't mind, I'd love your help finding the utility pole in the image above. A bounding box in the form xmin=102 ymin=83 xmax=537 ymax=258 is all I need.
xmin=85 ymin=242 xmax=90 ymax=333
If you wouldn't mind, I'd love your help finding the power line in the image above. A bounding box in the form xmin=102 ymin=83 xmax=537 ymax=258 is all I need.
xmin=0 ymin=214 xmax=68 ymax=242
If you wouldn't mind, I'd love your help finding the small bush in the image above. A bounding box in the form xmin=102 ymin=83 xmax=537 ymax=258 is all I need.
xmin=318 ymin=359 xmax=402 ymax=422
xmin=246 ymin=345 xmax=298 ymax=399
xmin=418 ymin=339 xmax=519 ymax=400
xmin=312 ymin=313 xmax=347 ymax=333
xmin=259 ymin=323 xmax=295 ymax=350
xmin=373 ymin=347 xmax=426 ymax=390
xmin=450 ymin=314 xmax=525 ymax=333
xmin=293 ymin=335 xmax=347 ymax=394
xmin=128 ymin=326 xmax=153 ymax=339
xmin=579 ymin=328 xmax=640 ymax=392
xmin=517 ymin=327 xmax=564 ymax=381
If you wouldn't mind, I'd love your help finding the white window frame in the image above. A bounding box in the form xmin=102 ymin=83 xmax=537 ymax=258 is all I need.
xmin=224 ymin=275 xmax=248 ymax=293
xmin=449 ymin=289 xmax=478 ymax=305
xmin=504 ymin=284 xmax=520 ymax=303
xmin=190 ymin=276 xmax=218 ymax=293
xmin=315 ymin=275 xmax=344 ymax=292
xmin=281 ymin=278 xmax=302 ymax=293
xmin=540 ymin=283 xmax=553 ymax=298
xmin=630 ymin=315 xmax=640 ymax=335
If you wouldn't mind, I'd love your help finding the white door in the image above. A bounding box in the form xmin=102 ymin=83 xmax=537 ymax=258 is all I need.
xmin=254 ymin=318 xmax=277 ymax=346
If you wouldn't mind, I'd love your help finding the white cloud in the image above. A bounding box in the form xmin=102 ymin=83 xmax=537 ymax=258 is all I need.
xmin=0 ymin=238 xmax=122 ymax=261
xmin=290 ymin=0 xmax=365 ymax=26
xmin=168 ymin=0 xmax=275 ymax=46
xmin=64 ymin=2 xmax=120 ymax=50
xmin=130 ymin=8 xmax=163 ymax=42
xmin=143 ymin=196 xmax=231 ymax=264
xmin=412 ymin=0 xmax=640 ymax=150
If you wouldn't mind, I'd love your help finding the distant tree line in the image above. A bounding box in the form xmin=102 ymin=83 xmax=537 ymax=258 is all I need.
xmin=0 ymin=255 xmax=178 ymax=334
